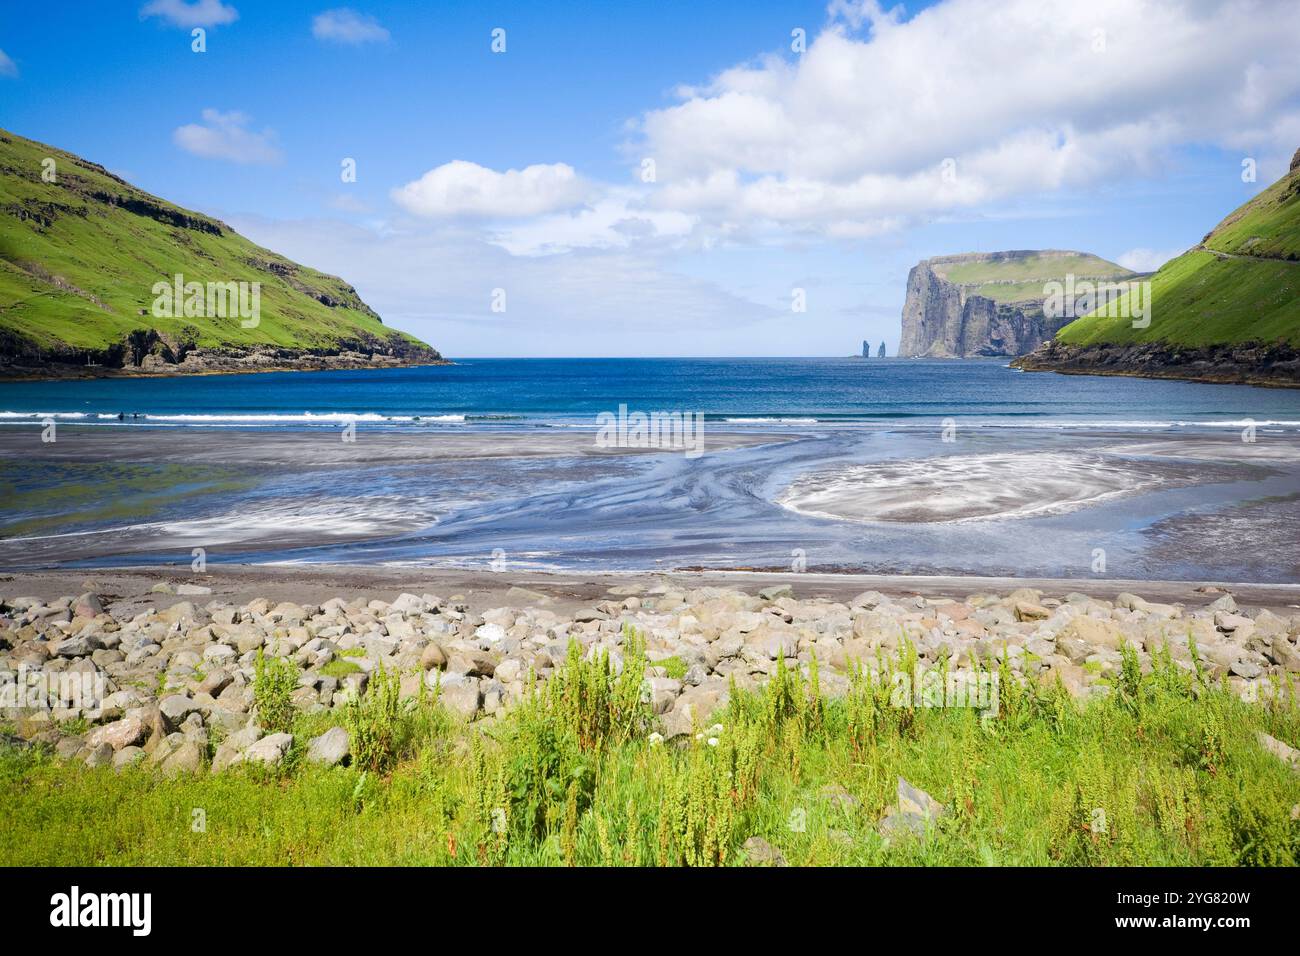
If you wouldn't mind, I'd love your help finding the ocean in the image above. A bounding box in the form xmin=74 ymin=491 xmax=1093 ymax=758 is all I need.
xmin=3 ymin=358 xmax=1300 ymax=581
xmin=4 ymin=357 xmax=1300 ymax=427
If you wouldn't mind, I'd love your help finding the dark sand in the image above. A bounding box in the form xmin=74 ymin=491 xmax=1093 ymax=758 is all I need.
xmin=4 ymin=566 xmax=1298 ymax=618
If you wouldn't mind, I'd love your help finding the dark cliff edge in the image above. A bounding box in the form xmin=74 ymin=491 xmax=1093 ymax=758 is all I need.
xmin=1012 ymin=341 xmax=1300 ymax=388
xmin=898 ymin=251 xmax=1134 ymax=358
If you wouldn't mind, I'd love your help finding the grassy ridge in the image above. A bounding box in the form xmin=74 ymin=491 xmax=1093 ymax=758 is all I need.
xmin=0 ymin=128 xmax=435 ymax=359
xmin=2 ymin=635 xmax=1296 ymax=866
xmin=934 ymin=252 xmax=1133 ymax=305
xmin=1057 ymin=161 xmax=1300 ymax=348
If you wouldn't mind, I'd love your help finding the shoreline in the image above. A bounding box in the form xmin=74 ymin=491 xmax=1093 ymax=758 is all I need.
xmin=1012 ymin=341 xmax=1300 ymax=389
xmin=0 ymin=357 xmax=453 ymax=383
xmin=5 ymin=565 xmax=1299 ymax=613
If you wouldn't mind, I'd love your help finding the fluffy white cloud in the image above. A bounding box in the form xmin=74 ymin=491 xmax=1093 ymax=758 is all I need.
xmin=311 ymin=8 xmax=390 ymax=45
xmin=391 ymin=160 xmax=591 ymax=219
xmin=173 ymin=109 xmax=282 ymax=165
xmin=140 ymin=0 xmax=238 ymax=28
xmin=0 ymin=49 xmax=17 ymax=78
xmin=490 ymin=192 xmax=697 ymax=256
xmin=632 ymin=0 xmax=1300 ymax=236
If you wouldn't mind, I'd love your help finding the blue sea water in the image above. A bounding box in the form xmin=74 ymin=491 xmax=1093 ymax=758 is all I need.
xmin=2 ymin=359 xmax=1300 ymax=580
xmin=3 ymin=357 xmax=1300 ymax=427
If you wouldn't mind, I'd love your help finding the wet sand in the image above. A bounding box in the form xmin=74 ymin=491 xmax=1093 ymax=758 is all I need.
xmin=2 ymin=425 xmax=1298 ymax=583
xmin=0 ymin=425 xmax=783 ymax=465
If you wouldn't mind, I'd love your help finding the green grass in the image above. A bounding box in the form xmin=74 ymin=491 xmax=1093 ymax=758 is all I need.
xmin=0 ymin=127 xmax=436 ymax=359
xmin=1057 ymin=164 xmax=1300 ymax=348
xmin=320 ymin=659 xmax=362 ymax=679
xmin=2 ymin=638 xmax=1296 ymax=866
xmin=934 ymin=252 xmax=1133 ymax=306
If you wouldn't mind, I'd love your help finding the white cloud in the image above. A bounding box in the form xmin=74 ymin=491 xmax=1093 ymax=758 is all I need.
xmin=489 ymin=191 xmax=697 ymax=256
xmin=141 ymin=0 xmax=238 ymax=28
xmin=173 ymin=109 xmax=282 ymax=165
xmin=0 ymin=49 xmax=17 ymax=78
xmin=311 ymin=8 xmax=390 ymax=45
xmin=631 ymin=0 xmax=1300 ymax=236
xmin=1116 ymin=247 xmax=1185 ymax=273
xmin=391 ymin=160 xmax=591 ymax=219
xmin=230 ymin=216 xmax=777 ymax=356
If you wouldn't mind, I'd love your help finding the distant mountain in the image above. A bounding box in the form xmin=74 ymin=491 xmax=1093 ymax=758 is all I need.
xmin=0 ymin=128 xmax=443 ymax=377
xmin=898 ymin=250 xmax=1135 ymax=358
xmin=1016 ymin=149 xmax=1300 ymax=386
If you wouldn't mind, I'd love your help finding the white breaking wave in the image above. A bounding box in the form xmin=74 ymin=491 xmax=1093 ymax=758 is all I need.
xmin=0 ymin=410 xmax=466 ymax=424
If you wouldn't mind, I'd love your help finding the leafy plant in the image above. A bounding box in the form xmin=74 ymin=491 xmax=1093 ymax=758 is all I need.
xmin=253 ymin=649 xmax=299 ymax=735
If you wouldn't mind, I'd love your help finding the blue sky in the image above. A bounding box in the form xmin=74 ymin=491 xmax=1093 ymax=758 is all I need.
xmin=2 ymin=0 xmax=1298 ymax=356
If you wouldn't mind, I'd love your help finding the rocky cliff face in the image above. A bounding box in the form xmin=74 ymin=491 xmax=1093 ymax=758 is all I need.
xmin=898 ymin=251 xmax=1132 ymax=358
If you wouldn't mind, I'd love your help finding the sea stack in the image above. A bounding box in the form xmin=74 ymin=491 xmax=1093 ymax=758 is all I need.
xmin=878 ymin=341 xmax=886 ymax=358
xmin=862 ymin=340 xmax=870 ymax=358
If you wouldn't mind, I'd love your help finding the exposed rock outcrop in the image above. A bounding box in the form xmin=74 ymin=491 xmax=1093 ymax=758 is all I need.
xmin=1013 ymin=340 xmax=1300 ymax=388
xmin=898 ymin=250 xmax=1134 ymax=358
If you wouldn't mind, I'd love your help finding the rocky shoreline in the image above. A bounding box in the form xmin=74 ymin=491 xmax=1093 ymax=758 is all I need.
xmin=0 ymin=340 xmax=448 ymax=381
xmin=1012 ymin=340 xmax=1300 ymax=388
xmin=4 ymin=578 xmax=1297 ymax=775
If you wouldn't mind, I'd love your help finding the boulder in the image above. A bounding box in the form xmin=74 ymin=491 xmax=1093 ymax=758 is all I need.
xmin=85 ymin=716 xmax=147 ymax=752
xmin=238 ymin=732 xmax=294 ymax=768
xmin=306 ymin=726 xmax=350 ymax=766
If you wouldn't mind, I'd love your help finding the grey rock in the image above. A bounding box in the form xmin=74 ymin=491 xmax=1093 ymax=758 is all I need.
xmin=83 ymin=742 xmax=115 ymax=768
xmin=440 ymin=680 xmax=482 ymax=720
xmin=740 ymin=836 xmax=787 ymax=867
xmin=239 ymin=732 xmax=293 ymax=767
xmin=159 ymin=740 xmax=204 ymax=777
xmin=53 ymin=634 xmax=102 ymax=658
xmin=880 ymin=777 xmax=946 ymax=838
xmin=112 ymin=746 xmax=146 ymax=770
xmin=306 ymin=726 xmax=350 ymax=766
xmin=1258 ymin=732 xmax=1299 ymax=772
xmin=159 ymin=694 xmax=198 ymax=725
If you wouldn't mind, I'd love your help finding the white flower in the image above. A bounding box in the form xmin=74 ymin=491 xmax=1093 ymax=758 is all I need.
xmin=695 ymin=732 xmax=704 ymax=741
xmin=708 ymin=723 xmax=723 ymax=735
xmin=648 ymin=732 xmax=664 ymax=747
xmin=707 ymin=737 xmax=719 ymax=747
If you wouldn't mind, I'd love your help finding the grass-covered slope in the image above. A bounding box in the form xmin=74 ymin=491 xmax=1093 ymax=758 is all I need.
xmin=934 ymin=251 xmax=1133 ymax=304
xmin=0 ymin=128 xmax=440 ymax=373
xmin=1057 ymin=156 xmax=1300 ymax=349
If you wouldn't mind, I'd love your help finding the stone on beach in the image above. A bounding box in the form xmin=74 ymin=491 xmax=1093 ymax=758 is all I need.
xmin=3 ymin=578 xmax=1298 ymax=784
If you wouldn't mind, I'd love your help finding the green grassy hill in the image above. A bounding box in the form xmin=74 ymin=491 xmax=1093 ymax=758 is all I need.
xmin=0 ymin=128 xmax=440 ymax=374
xmin=933 ymin=251 xmax=1134 ymax=304
xmin=1056 ymin=154 xmax=1300 ymax=348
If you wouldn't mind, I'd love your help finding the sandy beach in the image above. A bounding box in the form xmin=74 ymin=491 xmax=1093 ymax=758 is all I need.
xmin=3 ymin=423 xmax=1299 ymax=582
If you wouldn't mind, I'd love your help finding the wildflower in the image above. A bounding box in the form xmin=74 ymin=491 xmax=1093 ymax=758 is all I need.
xmin=648 ymin=732 xmax=664 ymax=747
xmin=707 ymin=737 xmax=719 ymax=747
xmin=695 ymin=732 xmax=704 ymax=741
xmin=708 ymin=723 xmax=723 ymax=735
